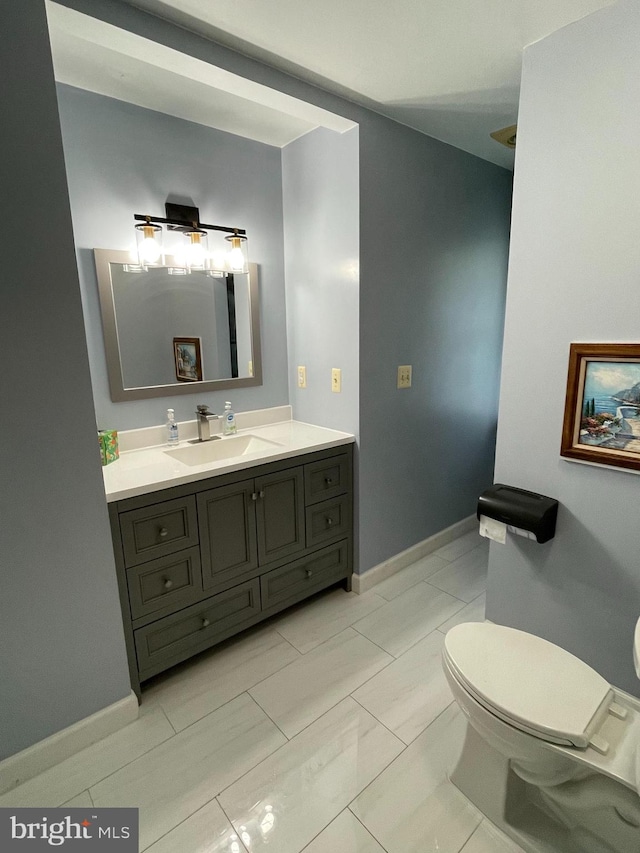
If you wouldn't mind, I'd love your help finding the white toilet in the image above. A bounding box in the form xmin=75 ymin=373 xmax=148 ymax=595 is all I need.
xmin=442 ymin=620 xmax=640 ymax=853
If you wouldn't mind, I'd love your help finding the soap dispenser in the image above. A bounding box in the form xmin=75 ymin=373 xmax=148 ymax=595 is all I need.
xmin=166 ymin=408 xmax=179 ymax=445
xmin=222 ymin=401 xmax=237 ymax=435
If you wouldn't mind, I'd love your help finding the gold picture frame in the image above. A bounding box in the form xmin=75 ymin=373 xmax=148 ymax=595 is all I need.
xmin=561 ymin=343 xmax=640 ymax=471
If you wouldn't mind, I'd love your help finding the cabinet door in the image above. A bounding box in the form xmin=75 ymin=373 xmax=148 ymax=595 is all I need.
xmin=255 ymin=467 xmax=305 ymax=566
xmin=198 ymin=481 xmax=258 ymax=592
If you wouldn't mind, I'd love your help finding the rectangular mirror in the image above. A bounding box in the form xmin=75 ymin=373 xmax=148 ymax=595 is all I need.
xmin=95 ymin=249 xmax=262 ymax=401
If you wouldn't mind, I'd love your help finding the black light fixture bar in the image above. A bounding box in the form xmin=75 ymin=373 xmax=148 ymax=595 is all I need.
xmin=133 ymin=213 xmax=246 ymax=236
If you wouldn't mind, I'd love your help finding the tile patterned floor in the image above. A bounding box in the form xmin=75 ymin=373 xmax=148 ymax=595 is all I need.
xmin=1 ymin=531 xmax=526 ymax=852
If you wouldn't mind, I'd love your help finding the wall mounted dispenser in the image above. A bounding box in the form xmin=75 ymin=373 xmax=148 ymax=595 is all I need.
xmin=477 ymin=484 xmax=558 ymax=544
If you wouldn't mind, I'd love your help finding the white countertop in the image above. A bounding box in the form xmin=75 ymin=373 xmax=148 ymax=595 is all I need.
xmin=103 ymin=419 xmax=354 ymax=502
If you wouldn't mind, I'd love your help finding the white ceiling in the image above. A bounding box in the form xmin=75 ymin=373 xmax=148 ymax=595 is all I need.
xmin=49 ymin=0 xmax=613 ymax=169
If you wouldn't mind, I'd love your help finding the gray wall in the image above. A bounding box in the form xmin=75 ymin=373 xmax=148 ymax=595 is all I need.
xmin=488 ymin=0 xmax=640 ymax=695
xmin=358 ymin=114 xmax=511 ymax=570
xmin=56 ymin=84 xmax=288 ymax=431
xmin=282 ymin=126 xmax=360 ymax=438
xmin=0 ymin=2 xmax=130 ymax=761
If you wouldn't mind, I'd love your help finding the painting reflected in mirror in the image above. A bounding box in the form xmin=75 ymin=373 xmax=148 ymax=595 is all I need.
xmin=95 ymin=249 xmax=261 ymax=401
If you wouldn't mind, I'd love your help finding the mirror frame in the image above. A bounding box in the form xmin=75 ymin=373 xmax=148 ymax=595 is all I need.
xmin=94 ymin=248 xmax=262 ymax=402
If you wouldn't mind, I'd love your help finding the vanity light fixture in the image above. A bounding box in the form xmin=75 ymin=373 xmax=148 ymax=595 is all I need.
xmin=134 ymin=220 xmax=164 ymax=267
xmin=184 ymin=226 xmax=208 ymax=271
xmin=133 ymin=203 xmax=248 ymax=273
xmin=225 ymin=230 xmax=249 ymax=273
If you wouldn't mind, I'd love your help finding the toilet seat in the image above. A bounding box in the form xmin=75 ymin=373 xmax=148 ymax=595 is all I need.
xmin=443 ymin=623 xmax=614 ymax=749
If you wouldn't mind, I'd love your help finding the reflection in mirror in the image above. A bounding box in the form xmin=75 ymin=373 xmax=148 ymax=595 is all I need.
xmin=95 ymin=249 xmax=261 ymax=401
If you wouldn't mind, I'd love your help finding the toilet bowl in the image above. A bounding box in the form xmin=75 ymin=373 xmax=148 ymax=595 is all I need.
xmin=442 ymin=621 xmax=640 ymax=853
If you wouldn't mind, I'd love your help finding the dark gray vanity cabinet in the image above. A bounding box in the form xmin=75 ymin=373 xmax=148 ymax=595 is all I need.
xmin=198 ymin=467 xmax=305 ymax=593
xmin=108 ymin=444 xmax=353 ymax=697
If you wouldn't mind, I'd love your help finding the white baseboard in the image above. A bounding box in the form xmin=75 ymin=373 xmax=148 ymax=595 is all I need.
xmin=0 ymin=691 xmax=139 ymax=795
xmin=352 ymin=515 xmax=477 ymax=594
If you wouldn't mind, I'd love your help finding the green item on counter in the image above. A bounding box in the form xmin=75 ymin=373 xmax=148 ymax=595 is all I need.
xmin=99 ymin=429 xmax=119 ymax=465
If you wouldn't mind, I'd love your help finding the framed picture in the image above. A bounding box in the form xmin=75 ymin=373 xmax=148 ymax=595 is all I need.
xmin=561 ymin=343 xmax=640 ymax=471
xmin=173 ymin=337 xmax=203 ymax=382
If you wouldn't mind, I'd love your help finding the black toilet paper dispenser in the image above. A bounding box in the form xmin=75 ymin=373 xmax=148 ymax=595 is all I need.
xmin=477 ymin=484 xmax=558 ymax=543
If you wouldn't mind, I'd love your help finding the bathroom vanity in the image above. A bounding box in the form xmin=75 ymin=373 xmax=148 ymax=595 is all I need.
xmin=104 ymin=418 xmax=354 ymax=697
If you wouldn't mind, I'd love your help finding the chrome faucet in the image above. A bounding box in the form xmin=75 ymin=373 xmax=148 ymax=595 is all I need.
xmin=195 ymin=404 xmax=220 ymax=442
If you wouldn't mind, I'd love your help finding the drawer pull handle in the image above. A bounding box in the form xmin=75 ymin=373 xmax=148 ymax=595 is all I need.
xmin=159 ymin=527 xmax=169 ymax=538
xmin=325 ymin=517 xmax=334 ymax=527
xmin=325 ymin=477 xmax=334 ymax=486
xmin=201 ymin=618 xmax=210 ymax=629
xmin=306 ymin=569 xmax=313 ymax=579
xmin=163 ymin=578 xmax=173 ymax=590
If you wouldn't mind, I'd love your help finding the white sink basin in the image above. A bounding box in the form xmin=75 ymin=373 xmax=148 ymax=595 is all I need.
xmin=164 ymin=434 xmax=283 ymax=467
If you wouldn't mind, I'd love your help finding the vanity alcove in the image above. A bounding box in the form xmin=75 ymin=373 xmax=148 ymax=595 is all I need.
xmin=97 ymin=249 xmax=354 ymax=698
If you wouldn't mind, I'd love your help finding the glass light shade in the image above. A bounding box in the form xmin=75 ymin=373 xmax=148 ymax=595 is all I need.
xmin=225 ymin=233 xmax=249 ymax=273
xmin=135 ymin=222 xmax=163 ymax=267
xmin=208 ymin=231 xmax=230 ymax=273
xmin=185 ymin=229 xmax=209 ymax=270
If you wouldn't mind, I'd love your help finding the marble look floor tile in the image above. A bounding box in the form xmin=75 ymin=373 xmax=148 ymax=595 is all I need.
xmin=0 ymin=707 xmax=174 ymax=808
xmin=91 ymin=693 xmax=286 ymax=851
xmin=218 ymin=697 xmax=404 ymax=853
xmin=353 ymin=630 xmax=454 ymax=744
xmin=61 ymin=790 xmax=93 ymax=808
xmin=302 ymin=809 xmax=386 ymax=853
xmin=143 ymin=625 xmax=301 ymax=731
xmin=249 ymin=628 xmax=393 ymax=738
xmin=272 ymin=588 xmax=387 ymax=654
xmin=351 ymin=703 xmax=482 ymax=853
xmin=353 ymin=583 xmax=465 ymax=657
xmin=438 ymin=593 xmax=486 ymax=634
xmin=427 ymin=544 xmax=488 ymax=603
xmin=461 ymin=819 xmax=527 ymax=852
xmin=433 ymin=530 xmax=484 ymax=563
xmin=144 ymin=799 xmax=249 ymax=853
xmin=372 ymin=553 xmax=449 ymax=601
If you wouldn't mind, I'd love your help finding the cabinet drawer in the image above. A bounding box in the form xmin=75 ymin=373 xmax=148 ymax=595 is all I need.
xmin=304 ymin=454 xmax=350 ymax=504
xmin=120 ymin=496 xmax=198 ymax=567
xmin=306 ymin=495 xmax=352 ymax=549
xmin=127 ymin=547 xmax=202 ymax=623
xmin=261 ymin=540 xmax=350 ymax=612
xmin=135 ymin=579 xmax=261 ymax=680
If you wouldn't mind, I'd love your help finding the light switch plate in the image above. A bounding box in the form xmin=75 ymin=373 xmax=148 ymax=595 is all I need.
xmin=397 ymin=365 xmax=412 ymax=388
xmin=332 ymin=367 xmax=341 ymax=393
xmin=297 ymin=365 xmax=307 ymax=388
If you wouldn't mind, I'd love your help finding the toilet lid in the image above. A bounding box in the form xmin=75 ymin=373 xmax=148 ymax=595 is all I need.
xmin=444 ymin=623 xmax=613 ymax=748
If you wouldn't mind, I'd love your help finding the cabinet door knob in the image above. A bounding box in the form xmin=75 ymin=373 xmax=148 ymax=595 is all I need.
xmin=306 ymin=569 xmax=313 ymax=579
xmin=251 ymin=492 xmax=258 ymax=501
xmin=158 ymin=527 xmax=169 ymax=538
xmin=163 ymin=578 xmax=173 ymax=590
xmin=201 ymin=618 xmax=210 ymax=629
xmin=259 ymin=490 xmax=265 ymax=499
xmin=325 ymin=477 xmax=334 ymax=486
xmin=325 ymin=517 xmax=334 ymax=527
